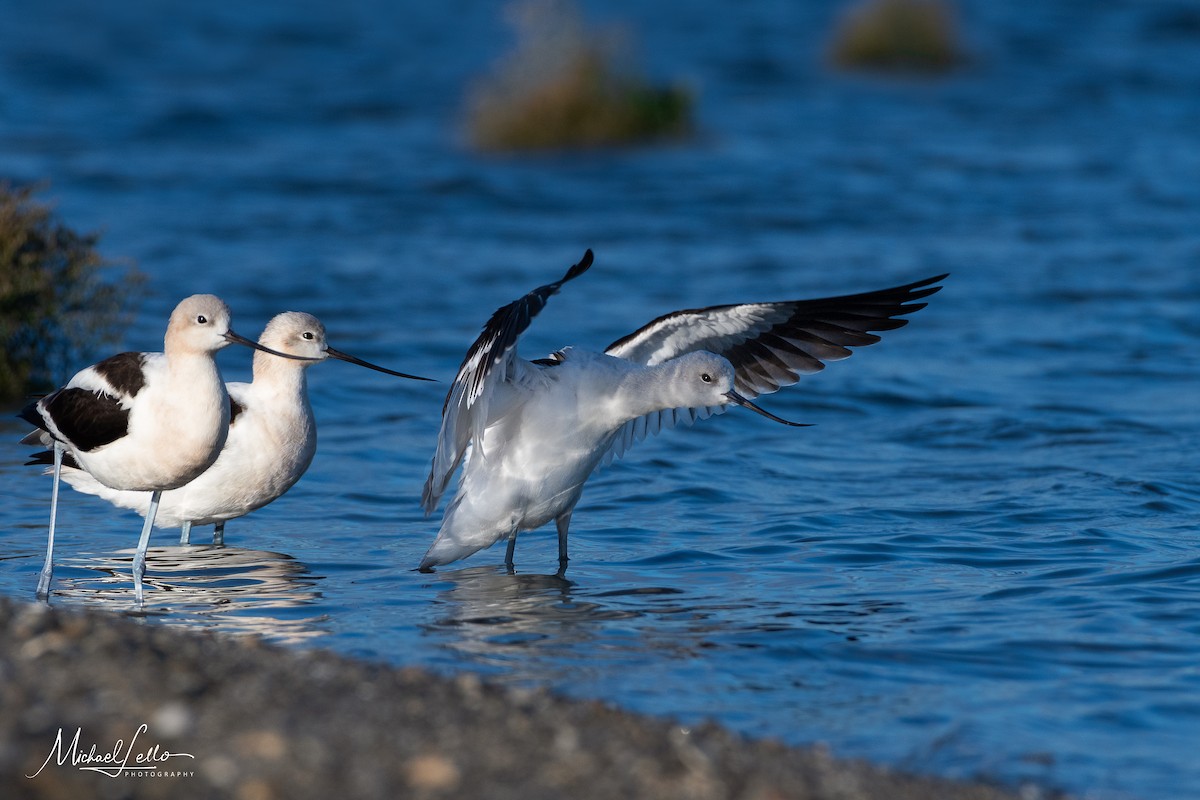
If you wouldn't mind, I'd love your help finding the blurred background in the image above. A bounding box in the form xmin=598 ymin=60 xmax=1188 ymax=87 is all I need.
xmin=2 ymin=2 xmax=1199 ymax=798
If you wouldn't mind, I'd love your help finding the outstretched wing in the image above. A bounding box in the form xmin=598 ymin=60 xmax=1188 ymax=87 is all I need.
xmin=421 ymin=250 xmax=595 ymax=513
xmin=599 ymin=273 xmax=947 ymax=463
xmin=605 ymin=273 xmax=946 ymax=398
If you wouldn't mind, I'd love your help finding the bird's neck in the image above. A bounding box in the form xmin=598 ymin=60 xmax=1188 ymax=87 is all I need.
xmin=605 ymin=361 xmax=689 ymax=425
xmin=165 ymin=351 xmax=223 ymax=394
xmin=252 ymin=351 xmax=310 ymax=398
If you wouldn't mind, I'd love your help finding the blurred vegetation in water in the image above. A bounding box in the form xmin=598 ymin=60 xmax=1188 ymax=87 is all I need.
xmin=465 ymin=0 xmax=692 ymax=151
xmin=830 ymin=0 xmax=964 ymax=72
xmin=0 ymin=183 xmax=144 ymax=405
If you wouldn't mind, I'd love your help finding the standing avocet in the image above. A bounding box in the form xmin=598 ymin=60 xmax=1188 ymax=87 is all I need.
xmin=18 ymin=295 xmax=313 ymax=603
xmin=31 ymin=311 xmax=431 ymax=547
xmin=419 ymin=250 xmax=945 ymax=573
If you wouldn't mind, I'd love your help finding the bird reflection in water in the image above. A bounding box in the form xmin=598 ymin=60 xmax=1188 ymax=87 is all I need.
xmin=422 ymin=564 xmax=915 ymax=687
xmin=422 ymin=565 xmax=660 ymax=680
xmin=51 ymin=545 xmax=328 ymax=644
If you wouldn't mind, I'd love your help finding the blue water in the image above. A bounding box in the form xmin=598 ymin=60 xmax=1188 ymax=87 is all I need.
xmin=3 ymin=1 xmax=1199 ymax=797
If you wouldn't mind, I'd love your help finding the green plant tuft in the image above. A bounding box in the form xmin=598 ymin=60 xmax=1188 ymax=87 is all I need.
xmin=466 ymin=0 xmax=692 ymax=151
xmin=831 ymin=0 xmax=964 ymax=73
xmin=0 ymin=183 xmax=144 ymax=405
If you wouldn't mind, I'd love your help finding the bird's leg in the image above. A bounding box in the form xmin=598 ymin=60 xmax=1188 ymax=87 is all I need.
xmin=36 ymin=442 xmax=65 ymax=601
xmin=504 ymin=530 xmax=519 ymax=574
xmin=555 ymin=512 xmax=572 ymax=577
xmin=212 ymin=522 xmax=225 ymax=547
xmin=179 ymin=520 xmax=191 ymax=546
xmin=133 ymin=490 xmax=161 ymax=606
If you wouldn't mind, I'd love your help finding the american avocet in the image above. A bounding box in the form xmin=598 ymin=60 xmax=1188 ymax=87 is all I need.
xmin=31 ymin=312 xmax=431 ymax=548
xmin=419 ymin=250 xmax=945 ymax=573
xmin=18 ymin=295 xmax=315 ymax=604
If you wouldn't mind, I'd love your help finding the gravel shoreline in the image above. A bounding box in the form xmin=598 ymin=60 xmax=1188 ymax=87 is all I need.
xmin=0 ymin=597 xmax=1040 ymax=799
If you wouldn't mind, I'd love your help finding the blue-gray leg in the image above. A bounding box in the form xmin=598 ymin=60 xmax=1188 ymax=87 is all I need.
xmin=132 ymin=490 xmax=162 ymax=605
xmin=35 ymin=442 xmax=64 ymax=600
xmin=212 ymin=521 xmax=225 ymax=547
xmin=179 ymin=520 xmax=192 ymax=545
xmin=556 ymin=512 xmax=572 ymax=576
xmin=504 ymin=530 xmax=518 ymax=573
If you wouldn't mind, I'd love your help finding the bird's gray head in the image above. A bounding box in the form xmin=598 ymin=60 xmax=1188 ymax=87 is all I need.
xmin=668 ymin=351 xmax=808 ymax=427
xmin=166 ymin=294 xmax=235 ymax=354
xmin=669 ymin=351 xmax=739 ymax=406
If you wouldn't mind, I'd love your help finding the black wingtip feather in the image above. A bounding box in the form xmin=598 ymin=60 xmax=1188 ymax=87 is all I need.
xmin=900 ymin=273 xmax=948 ymax=300
xmin=535 ymin=249 xmax=594 ymax=299
xmin=17 ymin=398 xmax=47 ymax=431
xmin=564 ymin=249 xmax=594 ymax=283
xmin=25 ymin=450 xmax=81 ymax=470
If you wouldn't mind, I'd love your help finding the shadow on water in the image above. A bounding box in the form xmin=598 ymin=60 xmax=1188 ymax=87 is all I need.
xmin=50 ymin=545 xmax=330 ymax=644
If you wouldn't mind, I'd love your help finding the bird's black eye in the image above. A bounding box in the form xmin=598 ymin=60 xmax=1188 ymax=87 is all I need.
xmin=302 ymin=331 xmax=315 ymax=340
xmin=701 ymin=373 xmax=712 ymax=383
xmin=196 ymin=315 xmax=208 ymax=324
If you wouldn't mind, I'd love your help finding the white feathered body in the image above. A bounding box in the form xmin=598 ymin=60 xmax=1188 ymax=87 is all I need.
xmin=422 ymin=349 xmax=726 ymax=567
xmin=32 ymin=351 xmax=231 ymax=492
xmin=57 ymin=364 xmax=316 ymax=529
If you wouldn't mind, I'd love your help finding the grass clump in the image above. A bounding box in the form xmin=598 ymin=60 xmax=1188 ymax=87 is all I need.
xmin=830 ymin=0 xmax=964 ymax=72
xmin=0 ymin=184 xmax=143 ymax=404
xmin=466 ymin=0 xmax=692 ymax=151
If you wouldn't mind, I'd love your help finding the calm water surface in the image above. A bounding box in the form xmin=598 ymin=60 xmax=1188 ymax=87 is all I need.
xmin=2 ymin=2 xmax=1199 ymax=798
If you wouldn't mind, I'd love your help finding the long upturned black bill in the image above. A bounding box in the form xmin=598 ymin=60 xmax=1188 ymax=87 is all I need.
xmin=724 ymin=391 xmax=811 ymax=427
xmin=225 ymin=330 xmax=321 ymax=361
xmin=326 ymin=346 xmax=434 ymax=381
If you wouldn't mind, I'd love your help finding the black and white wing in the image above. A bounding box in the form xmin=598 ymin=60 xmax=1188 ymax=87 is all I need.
xmin=599 ymin=273 xmax=947 ymax=463
xmin=421 ymin=250 xmax=594 ymax=513
xmin=606 ymin=273 xmax=946 ymax=397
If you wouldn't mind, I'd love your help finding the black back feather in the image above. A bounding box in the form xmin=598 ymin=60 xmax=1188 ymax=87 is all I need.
xmin=38 ymin=387 xmax=130 ymax=452
xmin=92 ymin=352 xmax=148 ymax=398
